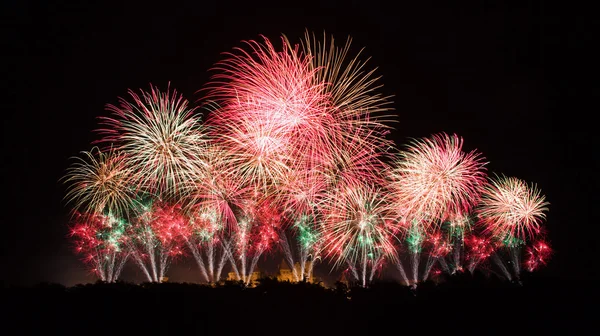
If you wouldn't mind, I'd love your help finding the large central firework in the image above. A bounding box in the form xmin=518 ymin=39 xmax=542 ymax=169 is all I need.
xmin=204 ymin=36 xmax=330 ymax=192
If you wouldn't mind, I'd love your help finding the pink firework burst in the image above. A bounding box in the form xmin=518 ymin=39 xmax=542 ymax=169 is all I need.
xmin=203 ymin=36 xmax=332 ymax=191
xmin=250 ymin=198 xmax=282 ymax=255
xmin=322 ymin=124 xmax=389 ymax=189
xmin=390 ymin=133 xmax=488 ymax=229
xmin=478 ymin=175 xmax=549 ymax=241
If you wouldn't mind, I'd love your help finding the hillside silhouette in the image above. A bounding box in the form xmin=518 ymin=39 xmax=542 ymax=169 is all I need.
xmin=3 ymin=272 xmax=593 ymax=335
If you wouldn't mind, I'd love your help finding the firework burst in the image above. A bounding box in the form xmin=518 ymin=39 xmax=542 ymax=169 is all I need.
xmin=525 ymin=240 xmax=552 ymax=272
xmin=97 ymin=84 xmax=207 ymax=198
xmin=62 ymin=32 xmax=554 ymax=287
xmin=203 ymin=36 xmax=332 ymax=191
xmin=479 ymin=175 xmax=549 ymax=241
xmin=464 ymin=234 xmax=496 ymax=273
xmin=390 ymin=133 xmax=488 ymax=228
xmin=183 ymin=143 xmax=249 ymax=230
xmin=63 ymin=147 xmax=134 ymax=217
xmin=299 ymin=31 xmax=394 ymax=183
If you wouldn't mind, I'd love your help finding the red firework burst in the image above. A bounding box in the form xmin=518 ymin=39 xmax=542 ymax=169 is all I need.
xmin=150 ymin=203 xmax=190 ymax=256
xmin=69 ymin=212 xmax=129 ymax=282
xmin=465 ymin=235 xmax=496 ymax=267
xmin=525 ymin=240 xmax=552 ymax=272
xmin=427 ymin=231 xmax=452 ymax=258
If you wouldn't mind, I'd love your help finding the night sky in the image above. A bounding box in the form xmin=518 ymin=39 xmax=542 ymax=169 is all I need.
xmin=2 ymin=1 xmax=594 ymax=286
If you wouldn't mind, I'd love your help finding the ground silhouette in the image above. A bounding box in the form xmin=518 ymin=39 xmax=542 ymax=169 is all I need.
xmin=3 ymin=272 xmax=594 ymax=335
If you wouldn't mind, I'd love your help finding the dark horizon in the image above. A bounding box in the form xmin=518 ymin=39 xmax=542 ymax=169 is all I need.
xmin=5 ymin=273 xmax=595 ymax=334
xmin=2 ymin=0 xmax=594 ymax=287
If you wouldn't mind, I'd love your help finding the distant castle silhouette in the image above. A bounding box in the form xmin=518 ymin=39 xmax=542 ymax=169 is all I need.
xmin=225 ymin=259 xmax=327 ymax=286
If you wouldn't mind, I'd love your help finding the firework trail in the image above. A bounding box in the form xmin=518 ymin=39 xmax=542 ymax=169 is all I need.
xmin=97 ymin=84 xmax=207 ymax=199
xmin=403 ymin=220 xmax=426 ymax=286
xmin=183 ymin=207 xmax=230 ymax=283
xmin=279 ymin=215 xmax=323 ymax=282
xmin=441 ymin=214 xmax=475 ymax=274
xmin=179 ymin=145 xmax=249 ymax=283
xmin=225 ymin=196 xmax=280 ymax=286
xmin=125 ymin=198 xmax=186 ymax=282
xmin=386 ymin=216 xmax=482 ymax=285
xmin=496 ymin=234 xmax=528 ymax=281
xmin=320 ymin=181 xmax=398 ymax=287
xmin=422 ymin=230 xmax=453 ymax=281
xmin=274 ymin=166 xmax=327 ymax=282
xmin=63 ymin=147 xmax=134 ymax=218
xmin=69 ymin=212 xmax=130 ymax=282
xmin=389 ymin=133 xmax=487 ymax=230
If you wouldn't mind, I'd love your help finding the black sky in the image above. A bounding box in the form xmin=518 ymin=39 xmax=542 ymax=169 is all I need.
xmin=2 ymin=0 xmax=595 ymax=286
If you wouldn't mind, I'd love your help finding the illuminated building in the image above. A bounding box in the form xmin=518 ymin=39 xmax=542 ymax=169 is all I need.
xmin=276 ymin=259 xmax=317 ymax=283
